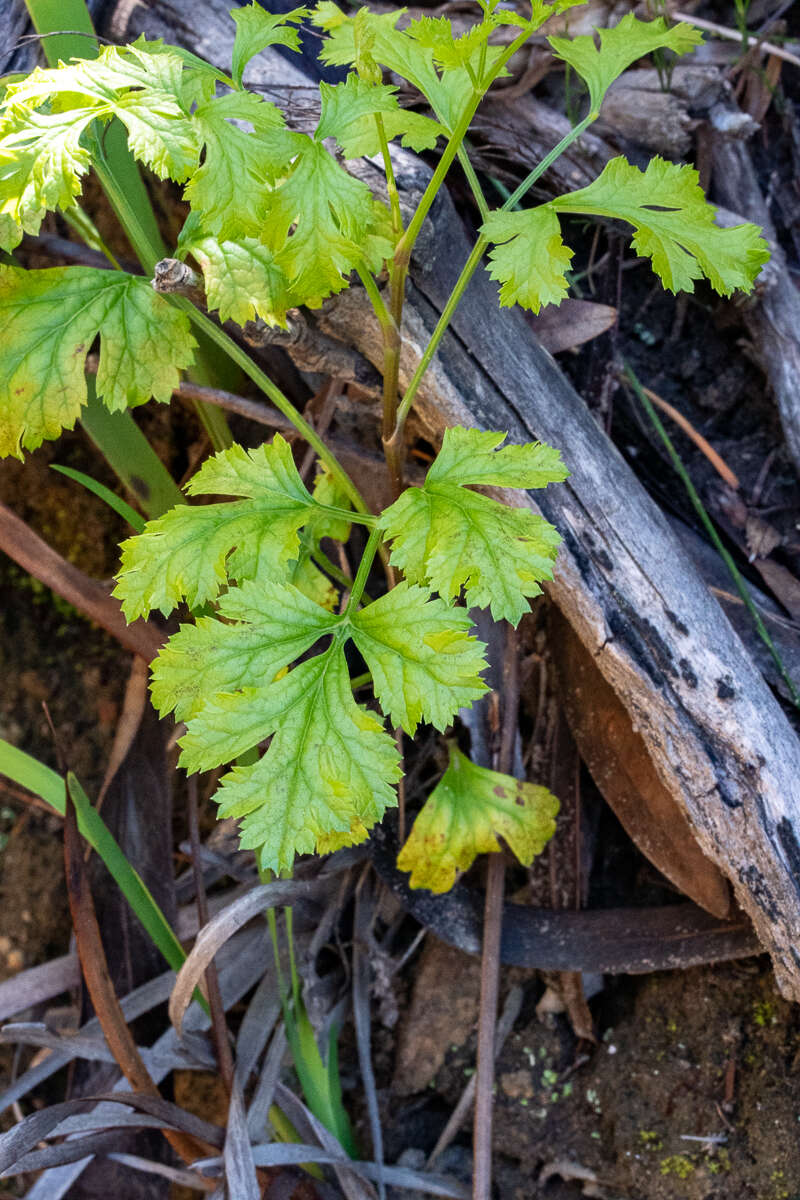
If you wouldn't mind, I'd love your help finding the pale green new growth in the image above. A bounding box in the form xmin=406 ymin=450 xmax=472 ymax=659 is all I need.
xmin=231 ymin=3 xmax=309 ymax=87
xmin=548 ymin=13 xmax=704 ymax=110
xmin=379 ymin=429 xmax=568 ymax=624
xmin=0 ymin=265 xmax=195 ymax=458
xmin=397 ymin=744 xmax=559 ymax=892
xmin=179 ymin=647 xmax=401 ymax=874
xmin=114 ymin=438 xmax=340 ymax=618
xmin=482 ymin=209 xmax=573 ymax=312
xmin=350 ymin=583 xmax=489 ymax=734
xmin=552 ymin=156 xmax=771 ymax=296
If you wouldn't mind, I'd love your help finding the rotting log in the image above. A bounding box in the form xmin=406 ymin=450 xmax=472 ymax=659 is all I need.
xmin=21 ymin=0 xmax=800 ymax=998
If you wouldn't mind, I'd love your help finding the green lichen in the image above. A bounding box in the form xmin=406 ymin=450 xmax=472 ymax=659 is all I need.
xmin=639 ymin=1130 xmax=663 ymax=1150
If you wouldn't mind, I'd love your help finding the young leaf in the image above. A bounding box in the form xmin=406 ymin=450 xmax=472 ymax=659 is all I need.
xmin=179 ymin=646 xmax=401 ymax=873
xmin=150 ymin=579 xmax=339 ymax=722
xmin=114 ymin=438 xmax=338 ymax=618
xmin=349 ymin=582 xmax=489 ymax=734
xmin=315 ymin=69 xmax=443 ymax=158
xmin=315 ymin=73 xmax=400 ymax=153
xmin=0 ymin=265 xmax=195 ymax=458
xmin=482 ymin=208 xmax=573 ymax=312
xmin=379 ymin=428 xmax=567 ymax=625
xmin=397 ymin=744 xmax=559 ymax=893
xmin=313 ymin=4 xmax=462 ymax=127
xmin=266 ymin=135 xmax=376 ymax=295
xmin=184 ymin=91 xmax=291 ymax=240
xmin=548 ymin=14 xmax=703 ymax=111
xmin=405 ymin=15 xmax=494 ymax=73
xmin=551 ymin=156 xmax=770 ymax=295
xmin=177 ymin=214 xmax=294 ymax=327
xmin=231 ymin=3 xmax=309 ymax=87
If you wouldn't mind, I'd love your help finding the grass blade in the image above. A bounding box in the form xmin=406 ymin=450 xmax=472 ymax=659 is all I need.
xmin=50 ymin=464 xmax=146 ymax=532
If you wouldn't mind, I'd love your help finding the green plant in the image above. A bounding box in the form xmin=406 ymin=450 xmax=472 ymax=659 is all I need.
xmin=0 ymin=3 xmax=768 ymax=885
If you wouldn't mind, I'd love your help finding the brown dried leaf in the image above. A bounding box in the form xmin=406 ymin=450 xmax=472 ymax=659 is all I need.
xmin=528 ymin=299 xmax=617 ymax=355
xmin=549 ymin=608 xmax=731 ymax=918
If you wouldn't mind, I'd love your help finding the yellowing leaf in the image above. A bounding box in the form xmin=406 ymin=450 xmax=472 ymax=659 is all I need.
xmin=350 ymin=582 xmax=489 ymax=734
xmin=0 ymin=105 xmax=95 ymax=250
xmin=178 ymin=214 xmax=294 ymax=327
xmin=552 ymin=156 xmax=770 ymax=295
xmin=482 ymin=208 xmax=573 ymax=312
xmin=179 ymin=645 xmax=400 ymax=873
xmin=549 ymin=14 xmax=703 ymax=111
xmin=379 ymin=428 xmax=567 ymax=624
xmin=231 ymin=3 xmax=309 ymax=87
xmin=0 ymin=265 xmax=195 ymax=458
xmin=114 ymin=437 xmax=336 ymax=618
xmin=397 ymin=744 xmax=559 ymax=892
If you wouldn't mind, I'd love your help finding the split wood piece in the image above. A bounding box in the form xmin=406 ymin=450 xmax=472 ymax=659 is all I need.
xmin=0 ymin=502 xmax=163 ymax=662
xmin=709 ymin=136 xmax=800 ymax=475
xmin=318 ymin=153 xmax=800 ymax=1000
xmin=549 ymin=606 xmax=732 ymax=918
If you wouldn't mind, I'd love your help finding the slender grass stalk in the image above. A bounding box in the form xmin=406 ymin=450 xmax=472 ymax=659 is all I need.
xmin=50 ymin=464 xmax=146 ymax=532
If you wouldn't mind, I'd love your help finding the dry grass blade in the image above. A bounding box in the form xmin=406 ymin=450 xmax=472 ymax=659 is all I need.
xmin=222 ymin=1077 xmax=260 ymax=1199
xmin=0 ymin=970 xmax=176 ymax=1117
xmin=274 ymin=1082 xmax=378 ymax=1200
xmin=0 ymin=954 xmax=79 ymax=1022
xmin=169 ymin=876 xmax=333 ymax=1038
xmin=353 ymin=871 xmax=385 ymax=1200
xmin=63 ymin=780 xmax=216 ymax=1171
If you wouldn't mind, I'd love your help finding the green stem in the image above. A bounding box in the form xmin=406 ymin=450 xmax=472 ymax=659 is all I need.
xmin=178 ymin=301 xmax=370 ymax=515
xmin=345 ymin=527 xmax=383 ymax=615
xmin=374 ymin=113 xmax=404 ymax=238
xmin=624 ymin=362 xmax=800 ymax=708
xmin=394 ymin=108 xmax=598 ymax=434
xmin=502 ymin=109 xmax=598 ymax=211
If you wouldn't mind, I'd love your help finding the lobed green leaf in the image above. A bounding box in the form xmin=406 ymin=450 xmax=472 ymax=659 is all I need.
xmin=179 ymin=645 xmax=401 ymax=874
xmin=0 ymin=265 xmax=195 ymax=458
xmin=178 ymin=213 xmax=294 ymax=327
xmin=552 ymin=155 xmax=770 ymax=295
xmin=482 ymin=208 xmax=573 ymax=312
xmin=350 ymin=582 xmax=488 ymax=734
xmin=231 ymin=3 xmax=309 ymax=87
xmin=379 ymin=428 xmax=566 ymax=625
xmin=150 ymin=580 xmax=339 ymax=721
xmin=548 ymin=14 xmax=704 ymax=111
xmin=114 ymin=438 xmax=332 ymax=618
